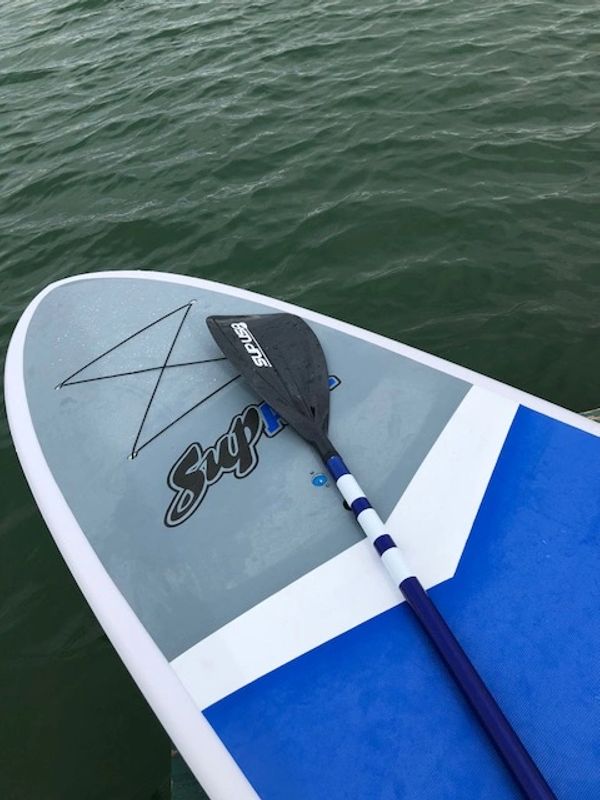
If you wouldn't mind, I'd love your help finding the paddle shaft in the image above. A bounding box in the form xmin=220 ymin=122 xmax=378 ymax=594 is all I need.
xmin=206 ymin=311 xmax=556 ymax=798
xmin=325 ymin=454 xmax=557 ymax=800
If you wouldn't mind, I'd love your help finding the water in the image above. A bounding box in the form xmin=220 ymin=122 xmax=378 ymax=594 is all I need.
xmin=1 ymin=1 xmax=599 ymax=797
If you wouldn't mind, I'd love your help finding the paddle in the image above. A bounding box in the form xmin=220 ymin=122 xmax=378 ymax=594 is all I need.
xmin=206 ymin=312 xmax=556 ymax=800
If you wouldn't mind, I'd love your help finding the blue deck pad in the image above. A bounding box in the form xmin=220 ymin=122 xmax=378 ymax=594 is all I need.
xmin=204 ymin=407 xmax=600 ymax=799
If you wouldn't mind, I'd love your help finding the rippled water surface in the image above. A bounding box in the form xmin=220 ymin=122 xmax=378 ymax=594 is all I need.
xmin=1 ymin=1 xmax=599 ymax=798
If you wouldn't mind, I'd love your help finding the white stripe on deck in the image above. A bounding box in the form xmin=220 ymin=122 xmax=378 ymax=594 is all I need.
xmin=171 ymin=386 xmax=518 ymax=709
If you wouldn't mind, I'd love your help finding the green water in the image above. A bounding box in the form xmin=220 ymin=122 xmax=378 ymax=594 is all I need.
xmin=1 ymin=1 xmax=599 ymax=797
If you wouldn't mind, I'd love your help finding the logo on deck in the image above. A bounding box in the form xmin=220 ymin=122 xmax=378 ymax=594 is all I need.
xmin=164 ymin=376 xmax=340 ymax=527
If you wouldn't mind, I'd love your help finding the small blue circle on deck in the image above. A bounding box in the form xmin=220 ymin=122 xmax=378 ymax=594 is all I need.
xmin=312 ymin=473 xmax=328 ymax=487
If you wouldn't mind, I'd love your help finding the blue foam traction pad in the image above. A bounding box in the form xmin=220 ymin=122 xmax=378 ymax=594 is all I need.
xmin=204 ymin=407 xmax=600 ymax=799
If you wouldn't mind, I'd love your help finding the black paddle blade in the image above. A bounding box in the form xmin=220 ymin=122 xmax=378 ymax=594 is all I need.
xmin=206 ymin=313 xmax=334 ymax=458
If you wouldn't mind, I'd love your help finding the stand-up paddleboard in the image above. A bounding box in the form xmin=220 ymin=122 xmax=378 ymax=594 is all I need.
xmin=5 ymin=271 xmax=599 ymax=800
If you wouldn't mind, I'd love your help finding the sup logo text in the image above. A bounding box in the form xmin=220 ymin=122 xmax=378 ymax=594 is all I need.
xmin=231 ymin=321 xmax=272 ymax=367
xmin=164 ymin=375 xmax=340 ymax=527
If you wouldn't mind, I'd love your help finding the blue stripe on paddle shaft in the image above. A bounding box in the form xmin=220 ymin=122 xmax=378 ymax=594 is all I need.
xmin=326 ymin=455 xmax=350 ymax=480
xmin=204 ymin=407 xmax=600 ymax=799
xmin=373 ymin=533 xmax=395 ymax=555
xmin=350 ymin=496 xmax=371 ymax=517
